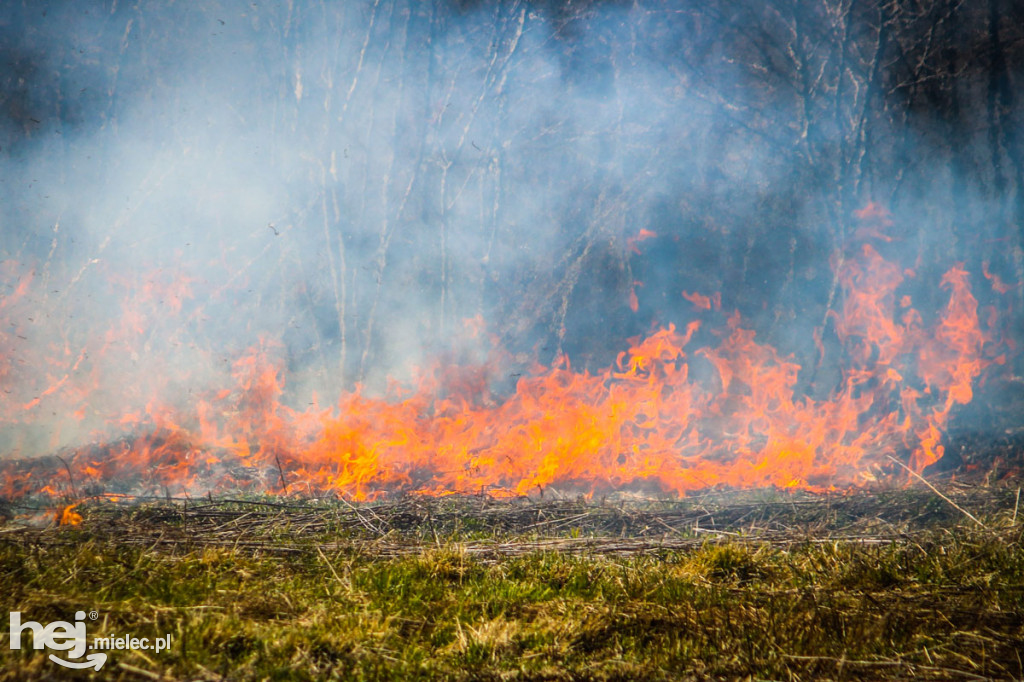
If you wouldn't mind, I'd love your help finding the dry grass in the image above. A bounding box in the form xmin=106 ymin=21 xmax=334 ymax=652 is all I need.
xmin=1 ymin=484 xmax=1022 ymax=681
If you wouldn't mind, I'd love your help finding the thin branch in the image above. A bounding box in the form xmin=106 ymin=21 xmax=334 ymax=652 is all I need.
xmin=886 ymin=455 xmax=988 ymax=531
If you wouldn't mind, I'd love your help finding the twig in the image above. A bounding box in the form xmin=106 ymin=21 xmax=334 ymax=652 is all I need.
xmin=338 ymin=496 xmax=383 ymax=535
xmin=427 ymin=512 xmax=441 ymax=548
xmin=316 ymin=545 xmax=347 ymax=590
xmin=116 ymin=662 xmax=164 ymax=680
xmin=274 ymin=452 xmax=289 ymax=493
xmin=55 ymin=456 xmax=77 ymax=499
xmin=693 ymin=526 xmax=739 ymax=537
xmin=781 ymin=654 xmax=991 ymax=680
xmin=654 ymin=517 xmax=686 ymax=537
xmin=886 ymin=456 xmax=988 ymax=531
xmin=210 ymin=498 xmax=305 ymax=509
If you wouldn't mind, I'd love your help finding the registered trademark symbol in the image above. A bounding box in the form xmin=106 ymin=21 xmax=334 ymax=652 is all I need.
xmin=89 ymin=611 xmax=99 ymax=620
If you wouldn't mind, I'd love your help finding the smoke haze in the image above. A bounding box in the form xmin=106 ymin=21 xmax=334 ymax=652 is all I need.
xmin=0 ymin=0 xmax=1020 ymax=465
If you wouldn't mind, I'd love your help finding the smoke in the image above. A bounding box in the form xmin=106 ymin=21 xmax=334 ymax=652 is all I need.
xmin=0 ymin=0 xmax=1019 ymax=460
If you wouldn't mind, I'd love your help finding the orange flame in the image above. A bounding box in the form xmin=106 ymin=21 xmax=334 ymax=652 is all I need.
xmin=982 ymin=261 xmax=1014 ymax=294
xmin=626 ymin=229 xmax=657 ymax=255
xmin=681 ymin=291 xmax=720 ymax=311
xmin=0 ymin=211 xmax=1006 ymax=501
xmin=55 ymin=504 xmax=83 ymax=526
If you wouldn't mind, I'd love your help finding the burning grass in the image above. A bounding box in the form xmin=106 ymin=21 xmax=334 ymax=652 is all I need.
xmin=1 ymin=484 xmax=1022 ymax=680
xmin=1 ymin=215 xmax=1011 ymax=502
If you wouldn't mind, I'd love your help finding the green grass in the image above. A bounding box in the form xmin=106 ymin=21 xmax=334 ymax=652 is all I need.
xmin=1 ymin=489 xmax=1022 ymax=680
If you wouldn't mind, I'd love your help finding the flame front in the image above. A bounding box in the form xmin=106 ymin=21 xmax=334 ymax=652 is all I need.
xmin=0 ymin=216 xmax=1005 ymax=501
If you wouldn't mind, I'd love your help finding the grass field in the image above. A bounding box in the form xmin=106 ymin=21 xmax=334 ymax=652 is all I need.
xmin=1 ymin=486 xmax=1022 ymax=681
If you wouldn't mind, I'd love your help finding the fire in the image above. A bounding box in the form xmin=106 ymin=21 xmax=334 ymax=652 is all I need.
xmin=626 ymin=229 xmax=658 ymax=255
xmin=54 ymin=504 xmax=82 ymax=526
xmin=982 ymin=261 xmax=1014 ymax=295
xmin=682 ymin=291 xmax=720 ymax=311
xmin=0 ymin=212 xmax=1006 ymax=501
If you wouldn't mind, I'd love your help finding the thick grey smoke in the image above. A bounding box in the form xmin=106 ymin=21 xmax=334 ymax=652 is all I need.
xmin=0 ymin=0 xmax=1020 ymax=459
